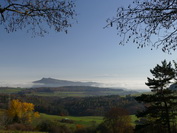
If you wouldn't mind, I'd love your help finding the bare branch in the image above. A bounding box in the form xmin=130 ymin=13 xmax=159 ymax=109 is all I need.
xmin=107 ymin=0 xmax=177 ymax=53
xmin=0 ymin=0 xmax=77 ymax=36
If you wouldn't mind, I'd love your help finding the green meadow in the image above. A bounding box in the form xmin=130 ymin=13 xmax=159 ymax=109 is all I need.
xmin=0 ymin=88 xmax=26 ymax=94
xmin=0 ymin=86 xmax=141 ymax=97
xmin=36 ymin=113 xmax=137 ymax=127
xmin=38 ymin=113 xmax=103 ymax=127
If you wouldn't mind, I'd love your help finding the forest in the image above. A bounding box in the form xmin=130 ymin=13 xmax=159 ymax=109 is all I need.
xmin=0 ymin=94 xmax=143 ymax=116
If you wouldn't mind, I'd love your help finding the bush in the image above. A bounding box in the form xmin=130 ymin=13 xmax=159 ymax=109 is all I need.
xmin=37 ymin=120 xmax=73 ymax=133
xmin=97 ymin=108 xmax=134 ymax=133
xmin=74 ymin=127 xmax=97 ymax=133
xmin=6 ymin=123 xmax=34 ymax=131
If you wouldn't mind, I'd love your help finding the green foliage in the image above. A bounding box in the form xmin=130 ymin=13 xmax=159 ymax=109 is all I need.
xmin=0 ymin=87 xmax=26 ymax=94
xmin=39 ymin=113 xmax=103 ymax=127
xmin=37 ymin=120 xmax=73 ymax=133
xmin=0 ymin=94 xmax=143 ymax=116
xmin=135 ymin=60 xmax=177 ymax=133
xmin=97 ymin=108 xmax=133 ymax=133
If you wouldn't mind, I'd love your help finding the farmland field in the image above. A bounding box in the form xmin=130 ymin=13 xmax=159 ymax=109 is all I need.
xmin=0 ymin=86 xmax=140 ymax=97
xmin=39 ymin=113 xmax=103 ymax=127
xmin=0 ymin=88 xmax=26 ymax=94
xmin=37 ymin=113 xmax=137 ymax=127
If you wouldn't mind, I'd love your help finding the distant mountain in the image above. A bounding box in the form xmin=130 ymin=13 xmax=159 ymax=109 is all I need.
xmin=32 ymin=78 xmax=100 ymax=87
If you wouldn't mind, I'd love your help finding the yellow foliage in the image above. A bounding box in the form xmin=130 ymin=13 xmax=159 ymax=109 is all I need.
xmin=34 ymin=112 xmax=40 ymax=118
xmin=7 ymin=99 xmax=40 ymax=123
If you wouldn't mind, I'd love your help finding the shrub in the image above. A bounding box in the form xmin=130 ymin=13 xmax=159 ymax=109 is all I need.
xmin=37 ymin=120 xmax=72 ymax=133
xmin=6 ymin=123 xmax=34 ymax=131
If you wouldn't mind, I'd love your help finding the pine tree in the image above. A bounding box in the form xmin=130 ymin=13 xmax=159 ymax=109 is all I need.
xmin=135 ymin=60 xmax=177 ymax=133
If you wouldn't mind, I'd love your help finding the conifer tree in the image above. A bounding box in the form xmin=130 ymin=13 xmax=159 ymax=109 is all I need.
xmin=135 ymin=60 xmax=177 ymax=133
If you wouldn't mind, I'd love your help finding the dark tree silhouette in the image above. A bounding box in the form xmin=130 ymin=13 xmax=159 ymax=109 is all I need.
xmin=0 ymin=0 xmax=76 ymax=36
xmin=106 ymin=0 xmax=177 ymax=53
xmin=135 ymin=60 xmax=177 ymax=133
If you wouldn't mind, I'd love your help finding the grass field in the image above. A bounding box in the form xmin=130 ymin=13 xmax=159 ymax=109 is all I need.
xmin=0 ymin=88 xmax=26 ymax=94
xmin=37 ymin=113 xmax=137 ymax=127
xmin=38 ymin=113 xmax=103 ymax=127
xmin=0 ymin=86 xmax=142 ymax=97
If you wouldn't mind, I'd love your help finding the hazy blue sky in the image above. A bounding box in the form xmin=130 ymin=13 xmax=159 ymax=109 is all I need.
xmin=1 ymin=0 xmax=177 ymax=90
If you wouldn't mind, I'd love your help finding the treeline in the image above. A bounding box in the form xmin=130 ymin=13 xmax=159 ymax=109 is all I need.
xmin=17 ymin=86 xmax=138 ymax=96
xmin=19 ymin=86 xmax=125 ymax=92
xmin=0 ymin=94 xmax=143 ymax=116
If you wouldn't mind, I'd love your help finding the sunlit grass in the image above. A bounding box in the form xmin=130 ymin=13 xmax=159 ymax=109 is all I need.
xmin=39 ymin=113 xmax=103 ymax=127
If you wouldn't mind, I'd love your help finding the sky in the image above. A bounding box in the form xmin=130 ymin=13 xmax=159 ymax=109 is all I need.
xmin=1 ymin=0 xmax=177 ymax=90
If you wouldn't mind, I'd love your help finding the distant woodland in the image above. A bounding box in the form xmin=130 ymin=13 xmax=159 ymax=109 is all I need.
xmin=0 ymin=93 xmax=143 ymax=116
